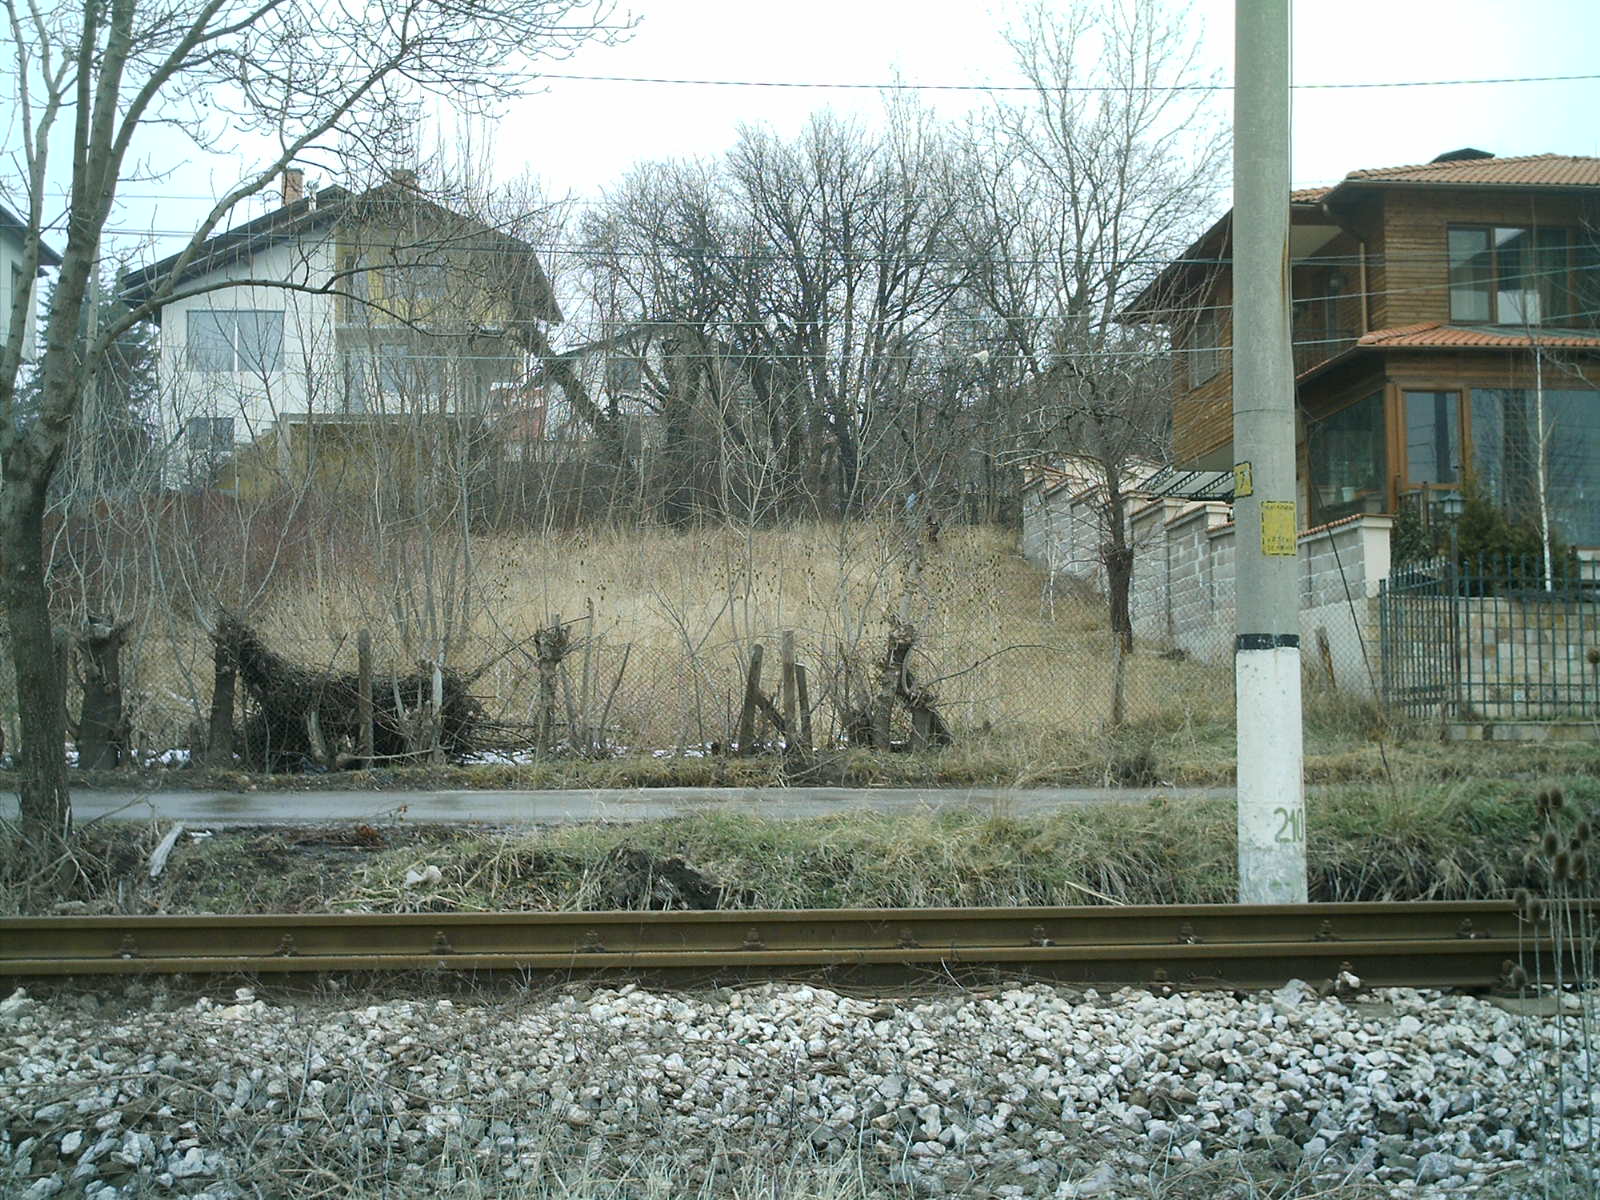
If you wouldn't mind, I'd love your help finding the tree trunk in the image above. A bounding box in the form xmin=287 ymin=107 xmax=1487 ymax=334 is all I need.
xmin=1103 ymin=486 xmax=1135 ymax=654
xmin=76 ymin=616 xmax=129 ymax=770
xmin=356 ymin=629 xmax=374 ymax=769
xmin=662 ymin=332 xmax=700 ymax=526
xmin=1105 ymin=541 xmax=1134 ymax=654
xmin=832 ymin=414 xmax=860 ymax=517
xmin=1 ymin=478 xmax=71 ymax=851
xmin=205 ymin=642 xmax=236 ymax=767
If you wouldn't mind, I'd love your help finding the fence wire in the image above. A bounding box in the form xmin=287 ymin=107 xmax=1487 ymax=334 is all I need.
xmin=0 ymin=515 xmax=1450 ymax=768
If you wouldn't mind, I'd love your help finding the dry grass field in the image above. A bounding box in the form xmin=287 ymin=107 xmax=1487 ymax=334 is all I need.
xmin=50 ymin=521 xmax=1237 ymax=760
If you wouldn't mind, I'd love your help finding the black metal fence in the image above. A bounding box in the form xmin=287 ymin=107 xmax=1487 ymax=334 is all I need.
xmin=1380 ymin=555 xmax=1600 ymax=720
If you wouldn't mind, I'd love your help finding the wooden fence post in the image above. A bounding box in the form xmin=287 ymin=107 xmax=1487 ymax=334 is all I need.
xmin=534 ymin=615 xmax=569 ymax=755
xmin=736 ymin=643 xmax=765 ymax=755
xmin=205 ymin=622 xmax=236 ymax=768
xmin=430 ymin=659 xmax=446 ymax=765
xmin=794 ymin=662 xmax=813 ymax=758
xmin=875 ymin=625 xmax=910 ymax=750
xmin=780 ymin=631 xmax=797 ymax=742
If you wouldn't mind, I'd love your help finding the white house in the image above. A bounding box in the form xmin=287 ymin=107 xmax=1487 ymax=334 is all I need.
xmin=0 ymin=201 xmax=62 ymax=363
xmin=118 ymin=170 xmax=561 ymax=488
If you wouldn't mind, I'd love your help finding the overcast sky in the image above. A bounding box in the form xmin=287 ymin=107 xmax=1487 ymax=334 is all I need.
xmin=60 ymin=0 xmax=1600 ymax=260
xmin=516 ymin=0 xmax=1600 ymax=200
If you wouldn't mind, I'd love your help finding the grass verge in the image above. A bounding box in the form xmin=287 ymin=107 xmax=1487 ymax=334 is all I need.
xmin=9 ymin=707 xmax=1597 ymax=795
xmin=4 ymin=776 xmax=1588 ymax=916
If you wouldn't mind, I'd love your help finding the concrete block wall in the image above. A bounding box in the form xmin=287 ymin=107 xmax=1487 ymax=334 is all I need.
xmin=1022 ymin=479 xmax=1393 ymax=694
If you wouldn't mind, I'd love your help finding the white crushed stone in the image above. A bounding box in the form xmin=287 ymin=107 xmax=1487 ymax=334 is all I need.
xmin=0 ymin=980 xmax=1591 ymax=1197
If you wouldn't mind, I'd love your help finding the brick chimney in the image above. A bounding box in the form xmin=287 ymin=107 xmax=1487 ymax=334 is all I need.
xmin=281 ymin=167 xmax=305 ymax=206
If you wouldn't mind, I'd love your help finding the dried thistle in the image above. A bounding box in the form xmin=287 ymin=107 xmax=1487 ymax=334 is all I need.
xmin=1543 ymin=829 xmax=1562 ymax=857
xmin=1550 ymin=788 xmax=1566 ymax=812
xmin=1508 ymin=962 xmax=1530 ymax=990
xmin=1576 ymin=819 xmax=1593 ymax=846
xmin=1554 ymin=851 xmax=1571 ymax=883
xmin=1515 ymin=888 xmax=1536 ymax=921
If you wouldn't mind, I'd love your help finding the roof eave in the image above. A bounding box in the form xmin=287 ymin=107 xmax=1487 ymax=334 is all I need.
xmin=1298 ymin=336 xmax=1600 ymax=385
xmin=118 ymin=192 xmax=347 ymax=303
xmin=1323 ymin=177 xmax=1600 ymax=208
xmin=1117 ymin=199 xmax=1327 ymax=326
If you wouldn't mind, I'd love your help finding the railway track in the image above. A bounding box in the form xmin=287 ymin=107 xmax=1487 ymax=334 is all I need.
xmin=0 ymin=900 xmax=1562 ymax=990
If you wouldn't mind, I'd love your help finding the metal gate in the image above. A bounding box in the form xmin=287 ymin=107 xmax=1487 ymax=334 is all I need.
xmin=1378 ymin=558 xmax=1460 ymax=716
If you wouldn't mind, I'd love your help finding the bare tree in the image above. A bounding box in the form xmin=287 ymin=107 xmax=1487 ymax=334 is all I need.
xmin=1 ymin=0 xmax=620 ymax=849
xmin=958 ymin=0 xmax=1225 ymax=652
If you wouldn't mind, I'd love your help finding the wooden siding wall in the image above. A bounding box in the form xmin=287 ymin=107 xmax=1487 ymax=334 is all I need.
xmin=1373 ymin=189 xmax=1598 ymax=329
xmin=1373 ymin=352 xmax=1600 ymax=401
xmin=1170 ymin=277 xmax=1233 ymax=464
xmin=1171 ymin=186 xmax=1600 ymax=467
xmin=1290 ymin=229 xmax=1365 ymax=346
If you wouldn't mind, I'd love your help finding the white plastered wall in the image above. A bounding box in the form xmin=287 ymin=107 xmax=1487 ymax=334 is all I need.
xmin=155 ymin=230 xmax=339 ymax=475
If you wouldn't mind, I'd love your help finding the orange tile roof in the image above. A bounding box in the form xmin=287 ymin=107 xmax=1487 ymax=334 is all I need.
xmin=1291 ymin=186 xmax=1330 ymax=204
xmin=1342 ymin=153 xmax=1600 ymax=189
xmin=1355 ymin=321 xmax=1600 ymax=350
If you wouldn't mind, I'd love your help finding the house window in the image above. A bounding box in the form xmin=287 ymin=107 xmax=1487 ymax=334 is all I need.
xmin=186 ymin=309 xmax=284 ymax=374
xmin=1447 ymin=225 xmax=1578 ymax=326
xmin=338 ymin=251 xmax=371 ymax=322
xmin=1307 ymin=391 xmax=1386 ymax=524
xmin=1404 ymin=390 xmax=1461 ymax=486
xmin=406 ymin=263 xmax=449 ymax=300
xmin=1471 ymin=388 xmax=1600 ymax=546
xmin=185 ymin=415 xmax=234 ymax=453
xmin=374 ymin=343 xmax=446 ymax=398
xmin=1189 ymin=311 xmax=1220 ymax=387
xmin=605 ymin=355 xmax=644 ymax=397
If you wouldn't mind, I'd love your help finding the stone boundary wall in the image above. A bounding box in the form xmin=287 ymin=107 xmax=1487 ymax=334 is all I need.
xmin=1453 ymin=594 xmax=1600 ymax=719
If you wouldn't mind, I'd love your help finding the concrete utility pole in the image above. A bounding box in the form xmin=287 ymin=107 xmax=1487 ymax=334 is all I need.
xmin=1232 ymin=0 xmax=1306 ymax=903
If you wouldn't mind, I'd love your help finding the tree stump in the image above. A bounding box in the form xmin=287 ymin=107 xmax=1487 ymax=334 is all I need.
xmin=76 ymin=615 xmax=131 ymax=770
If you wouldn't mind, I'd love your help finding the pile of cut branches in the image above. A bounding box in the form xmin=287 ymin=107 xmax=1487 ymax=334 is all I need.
xmin=215 ymin=615 xmax=486 ymax=771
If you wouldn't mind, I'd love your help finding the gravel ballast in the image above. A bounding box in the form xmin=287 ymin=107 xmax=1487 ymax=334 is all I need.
xmin=0 ymin=980 xmax=1591 ymax=1198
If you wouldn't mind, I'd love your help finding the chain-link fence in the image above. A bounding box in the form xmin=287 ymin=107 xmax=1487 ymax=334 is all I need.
xmin=0 ymin=519 xmax=1277 ymax=767
xmin=1023 ymin=487 xmax=1392 ymax=725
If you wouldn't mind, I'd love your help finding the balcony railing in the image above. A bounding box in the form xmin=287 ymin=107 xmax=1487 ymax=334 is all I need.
xmin=1292 ymin=330 xmax=1357 ymax=378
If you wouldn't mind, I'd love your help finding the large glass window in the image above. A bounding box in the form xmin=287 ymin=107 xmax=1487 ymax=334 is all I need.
xmin=1472 ymin=388 xmax=1600 ymax=546
xmin=185 ymin=309 xmax=283 ymax=374
xmin=1578 ymin=240 xmax=1600 ymax=326
xmin=1448 ymin=228 xmax=1493 ymax=323
xmin=1448 ymin=225 xmax=1581 ymax=326
xmin=1405 ymin=390 xmax=1461 ymax=486
xmin=1308 ymin=391 xmax=1387 ymax=523
xmin=377 ymin=343 xmax=446 ymax=396
xmin=184 ymin=416 xmax=234 ymax=453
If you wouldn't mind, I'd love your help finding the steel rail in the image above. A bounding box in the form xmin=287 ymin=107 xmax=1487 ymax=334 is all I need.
xmin=0 ymin=901 xmax=1563 ymax=990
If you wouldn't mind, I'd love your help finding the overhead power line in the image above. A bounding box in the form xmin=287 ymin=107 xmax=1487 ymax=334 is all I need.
xmin=86 ymin=226 xmax=1600 ymax=274
xmin=533 ymin=71 xmax=1600 ymax=92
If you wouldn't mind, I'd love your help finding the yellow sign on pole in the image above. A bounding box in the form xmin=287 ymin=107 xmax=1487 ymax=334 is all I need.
xmin=1261 ymin=501 xmax=1297 ymax=555
xmin=1233 ymin=461 xmax=1253 ymax=497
